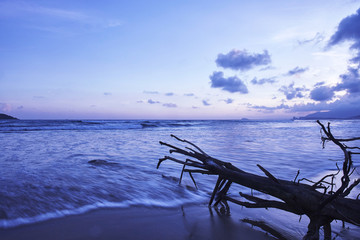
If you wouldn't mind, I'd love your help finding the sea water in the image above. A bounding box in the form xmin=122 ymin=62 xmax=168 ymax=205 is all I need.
xmin=0 ymin=119 xmax=359 ymax=236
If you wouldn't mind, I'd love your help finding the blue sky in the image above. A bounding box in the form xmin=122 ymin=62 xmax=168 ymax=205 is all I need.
xmin=1 ymin=0 xmax=360 ymax=119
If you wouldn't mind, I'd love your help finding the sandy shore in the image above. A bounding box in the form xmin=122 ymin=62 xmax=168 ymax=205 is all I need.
xmin=0 ymin=204 xmax=274 ymax=240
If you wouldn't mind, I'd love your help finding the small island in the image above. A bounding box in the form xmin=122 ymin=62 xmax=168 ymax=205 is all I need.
xmin=0 ymin=113 xmax=18 ymax=120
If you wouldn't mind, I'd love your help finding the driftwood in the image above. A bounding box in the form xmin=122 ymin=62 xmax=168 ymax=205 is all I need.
xmin=157 ymin=120 xmax=360 ymax=240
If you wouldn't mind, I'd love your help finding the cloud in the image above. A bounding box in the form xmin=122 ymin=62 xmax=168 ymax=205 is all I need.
xmin=0 ymin=2 xmax=123 ymax=30
xmin=285 ymin=66 xmax=309 ymax=76
xmin=334 ymin=67 xmax=360 ymax=95
xmin=249 ymin=103 xmax=290 ymax=112
xmin=294 ymin=8 xmax=360 ymax=116
xmin=215 ymin=49 xmax=271 ymax=71
xmin=224 ymin=98 xmax=234 ymax=104
xmin=249 ymin=94 xmax=360 ymax=118
xmin=328 ymin=8 xmax=360 ymax=52
xmin=247 ymin=9 xmax=360 ymax=117
xmin=310 ymin=86 xmax=335 ymax=101
xmin=143 ymin=91 xmax=159 ymax=94
xmin=297 ymin=32 xmax=325 ymax=45
xmin=209 ymin=71 xmax=248 ymax=94
xmin=291 ymin=94 xmax=360 ymax=117
xmin=309 ymin=67 xmax=360 ymax=103
xmin=165 ymin=92 xmax=174 ymax=96
xmin=103 ymin=92 xmax=112 ymax=96
xmin=163 ymin=103 xmax=177 ymax=108
xmin=314 ymin=81 xmax=325 ymax=87
xmin=251 ymin=77 xmax=276 ymax=85
xmin=279 ymin=83 xmax=308 ymax=100
xmin=328 ymin=8 xmax=360 ymax=65
xmin=259 ymin=66 xmax=276 ymax=71
xmin=147 ymin=99 xmax=160 ymax=104
xmin=202 ymin=100 xmax=211 ymax=106
xmin=0 ymin=2 xmax=87 ymax=20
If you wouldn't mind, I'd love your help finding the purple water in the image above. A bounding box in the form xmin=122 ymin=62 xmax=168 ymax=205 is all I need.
xmin=0 ymin=119 xmax=359 ymax=238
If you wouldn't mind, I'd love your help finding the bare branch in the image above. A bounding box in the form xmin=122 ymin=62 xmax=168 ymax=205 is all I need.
xmin=183 ymin=169 xmax=214 ymax=175
xmin=313 ymin=169 xmax=340 ymax=189
xmin=330 ymin=137 xmax=360 ymax=142
xmin=170 ymin=134 xmax=209 ymax=157
xmin=342 ymin=179 xmax=360 ymax=197
xmin=293 ymin=170 xmax=300 ymax=183
xmin=257 ymin=164 xmax=279 ymax=184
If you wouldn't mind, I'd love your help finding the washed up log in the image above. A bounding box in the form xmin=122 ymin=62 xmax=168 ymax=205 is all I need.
xmin=157 ymin=121 xmax=360 ymax=240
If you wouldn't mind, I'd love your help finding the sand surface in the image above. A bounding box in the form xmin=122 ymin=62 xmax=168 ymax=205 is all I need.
xmin=0 ymin=204 xmax=274 ymax=240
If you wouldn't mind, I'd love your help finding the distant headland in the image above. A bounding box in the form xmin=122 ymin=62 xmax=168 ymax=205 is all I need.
xmin=0 ymin=113 xmax=18 ymax=120
xmin=294 ymin=110 xmax=360 ymax=120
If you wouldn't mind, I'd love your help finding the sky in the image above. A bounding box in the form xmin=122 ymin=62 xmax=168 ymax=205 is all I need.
xmin=1 ymin=0 xmax=360 ymax=119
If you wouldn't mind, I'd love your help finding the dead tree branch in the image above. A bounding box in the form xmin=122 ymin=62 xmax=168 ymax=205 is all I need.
xmin=157 ymin=121 xmax=360 ymax=240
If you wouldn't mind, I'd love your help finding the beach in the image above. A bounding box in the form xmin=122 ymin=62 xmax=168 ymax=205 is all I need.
xmin=0 ymin=204 xmax=274 ymax=240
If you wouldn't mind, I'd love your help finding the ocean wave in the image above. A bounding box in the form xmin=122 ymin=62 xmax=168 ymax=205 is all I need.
xmin=140 ymin=121 xmax=194 ymax=129
xmin=140 ymin=123 xmax=159 ymax=128
xmin=0 ymin=195 xmax=207 ymax=229
xmin=73 ymin=120 xmax=104 ymax=125
xmin=0 ymin=120 xmax=141 ymax=132
xmin=0 ymin=120 xmax=203 ymax=132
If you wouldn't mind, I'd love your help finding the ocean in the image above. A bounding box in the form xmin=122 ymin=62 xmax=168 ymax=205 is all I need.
xmin=0 ymin=119 xmax=359 ymax=235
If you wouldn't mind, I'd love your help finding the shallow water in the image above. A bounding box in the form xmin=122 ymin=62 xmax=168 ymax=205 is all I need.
xmin=0 ymin=119 xmax=359 ymax=237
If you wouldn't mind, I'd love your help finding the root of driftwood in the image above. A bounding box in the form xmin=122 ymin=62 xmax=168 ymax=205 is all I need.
xmin=157 ymin=121 xmax=360 ymax=240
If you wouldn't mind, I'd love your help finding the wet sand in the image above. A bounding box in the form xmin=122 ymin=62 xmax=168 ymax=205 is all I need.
xmin=0 ymin=204 xmax=274 ymax=240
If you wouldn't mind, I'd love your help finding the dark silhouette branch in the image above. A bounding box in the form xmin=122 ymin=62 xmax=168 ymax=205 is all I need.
xmin=157 ymin=121 xmax=360 ymax=240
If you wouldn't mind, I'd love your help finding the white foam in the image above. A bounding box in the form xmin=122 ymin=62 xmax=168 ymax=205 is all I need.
xmin=0 ymin=194 xmax=207 ymax=229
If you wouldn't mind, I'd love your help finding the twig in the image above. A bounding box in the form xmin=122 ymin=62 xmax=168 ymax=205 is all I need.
xmin=170 ymin=134 xmax=209 ymax=157
xmin=294 ymin=170 xmax=300 ymax=183
xmin=257 ymin=164 xmax=279 ymax=184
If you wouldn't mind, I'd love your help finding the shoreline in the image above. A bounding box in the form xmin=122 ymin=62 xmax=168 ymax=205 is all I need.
xmin=0 ymin=204 xmax=275 ymax=240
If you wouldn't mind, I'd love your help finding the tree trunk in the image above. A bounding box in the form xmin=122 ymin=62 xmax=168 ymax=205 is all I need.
xmin=157 ymin=121 xmax=360 ymax=239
